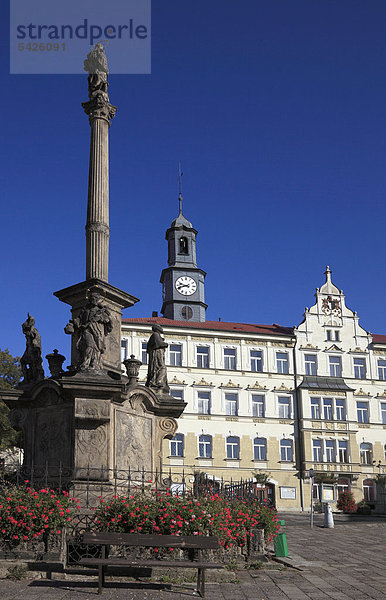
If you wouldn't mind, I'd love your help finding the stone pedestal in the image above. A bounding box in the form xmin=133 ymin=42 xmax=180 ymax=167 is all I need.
xmin=2 ymin=373 xmax=186 ymax=497
xmin=54 ymin=279 xmax=138 ymax=375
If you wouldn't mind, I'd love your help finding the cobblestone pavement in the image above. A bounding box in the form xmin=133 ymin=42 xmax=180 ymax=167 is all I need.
xmin=0 ymin=512 xmax=385 ymax=599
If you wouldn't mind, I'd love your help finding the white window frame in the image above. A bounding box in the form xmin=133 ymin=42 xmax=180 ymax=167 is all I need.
xmin=312 ymin=439 xmax=323 ymax=462
xmin=338 ymin=440 xmax=348 ymax=463
xmin=381 ymin=402 xmax=386 ymax=425
xmin=310 ymin=397 xmax=321 ymax=419
xmin=141 ymin=341 xmax=148 ymax=365
xmin=226 ymin=436 xmax=240 ymax=459
xmin=280 ymin=439 xmax=293 ymax=462
xmin=278 ymin=396 xmax=291 ymax=419
xmin=353 ymin=357 xmax=366 ymax=380
xmin=329 ymin=355 xmax=342 ymax=377
xmin=251 ymin=394 xmax=265 ymax=418
xmin=225 ymin=392 xmax=238 ymax=416
xmin=170 ymin=388 xmax=184 ymax=401
xmin=121 ymin=339 xmax=128 ymax=362
xmin=360 ymin=443 xmax=372 ymax=465
xmin=325 ymin=440 xmax=336 ymax=463
xmin=323 ymin=397 xmax=333 ymax=421
xmin=169 ymin=344 xmax=182 ymax=367
xmin=335 ymin=398 xmax=346 ymax=421
xmin=363 ymin=479 xmax=376 ymax=502
xmin=170 ymin=433 xmax=184 ymax=457
xmin=276 ymin=352 xmax=289 ymax=374
xmin=223 ymin=347 xmax=237 ymax=370
xmin=378 ymin=359 xmax=386 ymax=380
xmin=198 ymin=434 xmax=212 ymax=458
xmin=357 ymin=401 xmax=369 ymax=424
xmin=197 ymin=390 xmax=211 ymax=415
xmin=250 ymin=349 xmax=263 ymax=372
xmin=196 ymin=346 xmax=210 ymax=369
xmin=253 ymin=437 xmax=267 ymax=461
xmin=305 ymin=354 xmax=317 ymax=376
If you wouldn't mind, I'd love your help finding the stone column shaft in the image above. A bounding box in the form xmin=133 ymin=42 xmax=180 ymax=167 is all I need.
xmin=86 ymin=116 xmax=110 ymax=281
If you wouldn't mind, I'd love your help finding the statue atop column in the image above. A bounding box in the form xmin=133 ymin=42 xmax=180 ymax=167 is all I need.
xmin=20 ymin=314 xmax=44 ymax=384
xmin=82 ymin=42 xmax=116 ymax=123
xmin=65 ymin=292 xmax=113 ymax=373
xmin=145 ymin=324 xmax=170 ymax=394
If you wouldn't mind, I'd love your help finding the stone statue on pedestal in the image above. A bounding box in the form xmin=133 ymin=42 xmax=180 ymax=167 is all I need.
xmin=65 ymin=292 xmax=113 ymax=373
xmin=146 ymin=324 xmax=170 ymax=394
xmin=20 ymin=314 xmax=44 ymax=384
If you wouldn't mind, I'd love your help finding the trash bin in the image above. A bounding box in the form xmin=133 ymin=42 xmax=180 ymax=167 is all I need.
xmin=274 ymin=519 xmax=289 ymax=557
xmin=323 ymin=502 xmax=334 ymax=528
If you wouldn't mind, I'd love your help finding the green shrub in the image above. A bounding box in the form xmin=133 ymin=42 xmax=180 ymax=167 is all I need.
xmin=356 ymin=500 xmax=371 ymax=515
xmin=336 ymin=490 xmax=357 ymax=514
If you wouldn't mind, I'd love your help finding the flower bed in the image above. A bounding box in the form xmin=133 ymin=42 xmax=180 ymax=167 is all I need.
xmin=0 ymin=482 xmax=79 ymax=557
xmin=92 ymin=492 xmax=280 ymax=548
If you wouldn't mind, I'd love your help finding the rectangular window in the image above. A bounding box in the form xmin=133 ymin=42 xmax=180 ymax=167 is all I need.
xmin=276 ymin=352 xmax=289 ymax=374
xmin=357 ymin=401 xmax=369 ymax=424
xmin=354 ymin=358 xmax=366 ymax=379
xmin=278 ymin=396 xmax=291 ymax=419
xmin=378 ymin=359 xmax=386 ymax=380
xmin=197 ymin=391 xmax=211 ymax=414
xmin=196 ymin=346 xmax=210 ymax=368
xmin=250 ymin=350 xmax=263 ymax=372
xmin=141 ymin=342 xmax=148 ymax=365
xmin=323 ymin=398 xmax=333 ymax=421
xmin=305 ymin=354 xmax=317 ymax=376
xmin=170 ymin=389 xmax=184 ymax=401
xmin=310 ymin=397 xmax=321 ymax=419
xmin=360 ymin=443 xmax=372 ymax=465
xmin=121 ymin=339 xmax=128 ymax=362
xmin=381 ymin=403 xmax=386 ymax=425
xmin=251 ymin=395 xmax=265 ymax=418
xmin=170 ymin=434 xmax=184 ymax=457
xmin=224 ymin=348 xmax=236 ymax=370
xmin=338 ymin=441 xmax=348 ymax=463
xmin=325 ymin=440 xmax=336 ymax=462
xmin=335 ymin=330 xmax=340 ymax=342
xmin=329 ymin=356 xmax=342 ymax=377
xmin=169 ymin=344 xmax=182 ymax=366
xmin=225 ymin=393 xmax=238 ymax=416
xmin=326 ymin=330 xmax=332 ymax=341
xmin=313 ymin=440 xmax=323 ymax=462
xmin=253 ymin=438 xmax=267 ymax=461
xmin=198 ymin=435 xmax=212 ymax=458
xmin=335 ymin=399 xmax=346 ymax=421
xmin=280 ymin=440 xmax=293 ymax=462
xmin=226 ymin=436 xmax=239 ymax=459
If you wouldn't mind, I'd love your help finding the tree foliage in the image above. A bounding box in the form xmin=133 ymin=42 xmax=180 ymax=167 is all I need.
xmin=0 ymin=349 xmax=22 ymax=450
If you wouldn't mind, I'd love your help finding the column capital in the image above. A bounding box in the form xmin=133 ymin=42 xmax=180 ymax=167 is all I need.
xmin=82 ymin=94 xmax=117 ymax=124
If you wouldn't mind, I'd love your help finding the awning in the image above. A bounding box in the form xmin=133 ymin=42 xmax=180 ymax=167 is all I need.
xmin=299 ymin=376 xmax=354 ymax=392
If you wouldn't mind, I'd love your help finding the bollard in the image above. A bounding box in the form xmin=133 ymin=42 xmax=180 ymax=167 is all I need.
xmin=274 ymin=519 xmax=289 ymax=557
xmin=323 ymin=502 xmax=334 ymax=528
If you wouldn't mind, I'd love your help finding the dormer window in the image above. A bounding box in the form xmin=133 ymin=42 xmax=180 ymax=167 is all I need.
xmin=179 ymin=237 xmax=188 ymax=254
xmin=326 ymin=329 xmax=340 ymax=342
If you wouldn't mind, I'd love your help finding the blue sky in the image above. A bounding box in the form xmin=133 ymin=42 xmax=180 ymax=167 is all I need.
xmin=1 ymin=1 xmax=385 ymax=367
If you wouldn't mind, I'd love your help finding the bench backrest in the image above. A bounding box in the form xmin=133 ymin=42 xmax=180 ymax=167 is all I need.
xmin=82 ymin=532 xmax=219 ymax=549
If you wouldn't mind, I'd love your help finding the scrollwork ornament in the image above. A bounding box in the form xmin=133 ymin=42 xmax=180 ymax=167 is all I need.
xmin=158 ymin=417 xmax=177 ymax=439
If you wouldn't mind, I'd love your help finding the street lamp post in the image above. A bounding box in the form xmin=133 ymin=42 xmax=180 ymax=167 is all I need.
xmin=309 ymin=468 xmax=314 ymax=528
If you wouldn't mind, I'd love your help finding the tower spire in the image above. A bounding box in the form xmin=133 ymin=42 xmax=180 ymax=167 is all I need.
xmin=178 ymin=162 xmax=183 ymax=214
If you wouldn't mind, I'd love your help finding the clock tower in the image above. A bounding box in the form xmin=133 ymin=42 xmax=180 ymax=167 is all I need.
xmin=160 ymin=191 xmax=207 ymax=322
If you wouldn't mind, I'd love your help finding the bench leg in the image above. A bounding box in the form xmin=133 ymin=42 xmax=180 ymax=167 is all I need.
xmin=197 ymin=568 xmax=205 ymax=597
xmin=98 ymin=565 xmax=104 ymax=594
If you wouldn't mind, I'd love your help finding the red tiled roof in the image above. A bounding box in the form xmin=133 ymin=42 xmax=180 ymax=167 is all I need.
xmin=122 ymin=316 xmax=294 ymax=337
xmin=372 ymin=334 xmax=386 ymax=344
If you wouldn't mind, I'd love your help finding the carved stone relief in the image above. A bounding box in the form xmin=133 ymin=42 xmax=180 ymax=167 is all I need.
xmin=115 ymin=410 xmax=152 ymax=472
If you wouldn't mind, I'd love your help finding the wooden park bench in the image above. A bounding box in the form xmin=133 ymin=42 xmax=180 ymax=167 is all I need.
xmin=79 ymin=532 xmax=223 ymax=597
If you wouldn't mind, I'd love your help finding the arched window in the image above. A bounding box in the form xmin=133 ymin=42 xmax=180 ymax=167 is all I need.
xmin=253 ymin=437 xmax=267 ymax=461
xmin=360 ymin=443 xmax=372 ymax=465
xmin=280 ymin=439 xmax=293 ymax=462
xmin=179 ymin=237 xmax=188 ymax=254
xmin=170 ymin=433 xmax=184 ymax=457
xmin=362 ymin=479 xmax=376 ymax=502
xmin=198 ymin=435 xmax=212 ymax=458
xmin=226 ymin=436 xmax=240 ymax=459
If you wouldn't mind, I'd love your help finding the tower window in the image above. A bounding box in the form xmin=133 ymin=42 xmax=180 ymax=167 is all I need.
xmin=179 ymin=237 xmax=188 ymax=254
xmin=181 ymin=306 xmax=193 ymax=320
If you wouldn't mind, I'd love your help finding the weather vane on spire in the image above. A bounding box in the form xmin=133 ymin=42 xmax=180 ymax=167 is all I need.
xmin=178 ymin=163 xmax=183 ymax=214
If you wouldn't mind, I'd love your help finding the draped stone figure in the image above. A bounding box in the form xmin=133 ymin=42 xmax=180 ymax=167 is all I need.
xmin=20 ymin=314 xmax=45 ymax=384
xmin=145 ymin=324 xmax=170 ymax=394
xmin=65 ymin=292 xmax=113 ymax=373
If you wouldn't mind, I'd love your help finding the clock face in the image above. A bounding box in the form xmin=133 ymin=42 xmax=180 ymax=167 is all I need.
xmin=175 ymin=276 xmax=197 ymax=296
